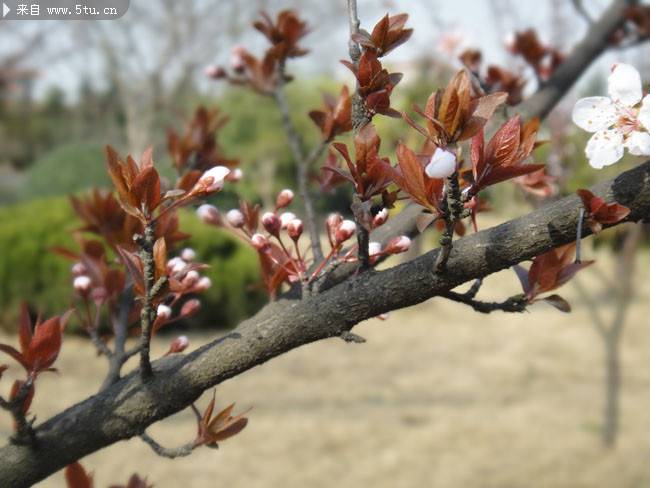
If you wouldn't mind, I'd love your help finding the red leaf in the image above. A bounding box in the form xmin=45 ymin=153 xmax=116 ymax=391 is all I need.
xmin=65 ymin=462 xmax=94 ymax=488
xmin=542 ymin=294 xmax=572 ymax=313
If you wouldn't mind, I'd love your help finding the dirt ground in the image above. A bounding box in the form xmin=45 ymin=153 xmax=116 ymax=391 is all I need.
xmin=1 ymin=250 xmax=650 ymax=488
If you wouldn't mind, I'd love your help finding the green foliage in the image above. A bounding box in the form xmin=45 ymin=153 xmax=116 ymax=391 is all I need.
xmin=21 ymin=142 xmax=110 ymax=200
xmin=0 ymin=197 xmax=264 ymax=333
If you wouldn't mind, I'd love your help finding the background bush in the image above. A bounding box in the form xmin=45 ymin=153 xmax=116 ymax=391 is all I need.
xmin=0 ymin=196 xmax=264 ymax=333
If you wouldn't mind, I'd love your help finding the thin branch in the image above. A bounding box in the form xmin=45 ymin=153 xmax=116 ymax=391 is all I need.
xmin=137 ymin=223 xmax=156 ymax=379
xmin=435 ymin=172 xmax=463 ymax=272
xmin=272 ymin=64 xmax=324 ymax=262
xmin=441 ymin=291 xmax=528 ymax=314
xmin=140 ymin=433 xmax=197 ymax=459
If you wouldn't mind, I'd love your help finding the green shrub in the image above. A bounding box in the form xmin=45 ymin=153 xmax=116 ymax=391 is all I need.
xmin=0 ymin=196 xmax=264 ymax=333
xmin=21 ymin=142 xmax=111 ymax=200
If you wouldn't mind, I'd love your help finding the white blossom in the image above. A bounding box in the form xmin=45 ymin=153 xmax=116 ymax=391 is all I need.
xmin=572 ymin=63 xmax=650 ymax=168
xmin=157 ymin=304 xmax=172 ymax=320
xmin=425 ymin=148 xmax=457 ymax=178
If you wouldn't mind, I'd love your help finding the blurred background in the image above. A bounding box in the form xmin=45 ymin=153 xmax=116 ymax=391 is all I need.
xmin=1 ymin=0 xmax=650 ymax=486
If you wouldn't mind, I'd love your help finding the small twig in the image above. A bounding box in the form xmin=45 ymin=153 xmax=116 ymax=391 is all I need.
xmin=140 ymin=432 xmax=197 ymax=459
xmin=272 ymin=63 xmax=324 ymax=262
xmin=137 ymin=223 xmax=156 ymax=379
xmin=340 ymin=331 xmax=366 ymax=343
xmin=435 ymin=172 xmax=463 ymax=272
xmin=3 ymin=377 xmax=37 ymax=446
xmin=347 ymin=0 xmax=361 ymax=62
xmin=441 ymin=291 xmax=528 ymax=314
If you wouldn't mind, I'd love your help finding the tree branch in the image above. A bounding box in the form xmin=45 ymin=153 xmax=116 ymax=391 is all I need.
xmin=1 ymin=159 xmax=649 ymax=486
xmin=272 ymin=67 xmax=324 ymax=262
xmin=440 ymin=291 xmax=528 ymax=314
xmin=520 ymin=0 xmax=638 ymax=120
xmin=140 ymin=432 xmax=197 ymax=459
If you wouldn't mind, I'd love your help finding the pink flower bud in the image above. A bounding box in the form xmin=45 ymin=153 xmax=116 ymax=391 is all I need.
xmin=276 ymin=189 xmax=294 ymax=209
xmin=181 ymin=248 xmax=196 ymax=262
xmin=287 ymin=219 xmax=303 ymax=241
xmin=180 ymin=298 xmax=201 ymax=317
xmin=251 ymin=233 xmax=271 ymax=252
xmin=71 ymin=262 xmax=87 ymax=276
xmin=373 ymin=208 xmax=389 ymax=227
xmin=195 ymin=276 xmax=212 ymax=292
xmin=279 ymin=212 xmax=296 ymax=229
xmin=327 ymin=213 xmax=343 ymax=241
xmin=183 ymin=270 xmax=200 ymax=287
xmin=368 ymin=241 xmax=382 ymax=257
xmin=166 ymin=335 xmax=190 ymax=355
xmin=197 ymin=166 xmax=230 ymax=193
xmin=231 ymin=46 xmax=247 ymax=72
xmin=335 ymin=219 xmax=356 ymax=244
xmin=262 ymin=211 xmax=281 ymax=236
xmin=386 ymin=235 xmax=411 ymax=254
xmin=226 ymin=209 xmax=245 ymax=228
xmin=226 ymin=168 xmax=243 ymax=182
xmin=167 ymin=257 xmax=188 ymax=275
xmin=73 ymin=275 xmax=92 ymax=293
xmin=157 ymin=304 xmax=172 ymax=320
xmin=196 ymin=204 xmax=221 ymax=226
xmin=204 ymin=65 xmax=226 ymax=79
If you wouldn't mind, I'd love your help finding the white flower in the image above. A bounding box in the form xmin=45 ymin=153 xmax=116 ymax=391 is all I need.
xmin=157 ymin=304 xmax=172 ymax=320
xmin=198 ymin=166 xmax=230 ymax=192
xmin=425 ymin=148 xmax=457 ymax=178
xmin=368 ymin=241 xmax=382 ymax=257
xmin=572 ymin=63 xmax=650 ymax=168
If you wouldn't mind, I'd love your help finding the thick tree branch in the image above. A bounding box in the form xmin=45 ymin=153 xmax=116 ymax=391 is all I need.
xmin=1 ymin=160 xmax=649 ymax=486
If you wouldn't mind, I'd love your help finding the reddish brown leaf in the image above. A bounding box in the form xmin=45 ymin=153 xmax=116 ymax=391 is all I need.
xmin=65 ymin=462 xmax=94 ymax=488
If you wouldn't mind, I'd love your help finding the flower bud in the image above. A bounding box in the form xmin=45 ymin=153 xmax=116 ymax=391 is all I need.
xmin=373 ymin=208 xmax=388 ymax=227
xmin=276 ymin=189 xmax=294 ymax=209
xmin=327 ymin=213 xmax=343 ymax=241
xmin=279 ymin=212 xmax=296 ymax=229
xmin=386 ymin=235 xmax=411 ymax=254
xmin=368 ymin=241 xmax=382 ymax=257
xmin=73 ymin=275 xmax=92 ymax=294
xmin=287 ymin=219 xmax=303 ymax=241
xmin=230 ymin=45 xmax=247 ymax=72
xmin=183 ymin=270 xmax=200 ymax=287
xmin=226 ymin=209 xmax=245 ymax=228
xmin=195 ymin=276 xmax=212 ymax=292
xmin=167 ymin=257 xmax=188 ymax=275
xmin=262 ymin=211 xmax=281 ymax=236
xmin=157 ymin=304 xmax=172 ymax=320
xmin=251 ymin=233 xmax=271 ymax=252
xmin=197 ymin=166 xmax=230 ymax=193
xmin=181 ymin=248 xmax=196 ymax=262
xmin=335 ymin=219 xmax=356 ymax=244
xmin=197 ymin=204 xmax=221 ymax=226
xmin=166 ymin=335 xmax=190 ymax=355
xmin=71 ymin=262 xmax=87 ymax=276
xmin=226 ymin=168 xmax=243 ymax=182
xmin=425 ymin=148 xmax=456 ymax=179
xmin=180 ymin=298 xmax=201 ymax=317
xmin=204 ymin=65 xmax=226 ymax=79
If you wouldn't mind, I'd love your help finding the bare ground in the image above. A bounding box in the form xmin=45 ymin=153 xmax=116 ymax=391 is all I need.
xmin=1 ymin=250 xmax=650 ymax=488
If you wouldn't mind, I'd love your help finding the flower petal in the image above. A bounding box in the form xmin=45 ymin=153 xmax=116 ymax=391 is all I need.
xmin=585 ymin=129 xmax=624 ymax=169
xmin=624 ymin=130 xmax=650 ymax=156
xmin=608 ymin=63 xmax=642 ymax=107
xmin=638 ymin=94 xmax=650 ymax=131
xmin=425 ymin=148 xmax=456 ymax=178
xmin=571 ymin=97 xmax=617 ymax=132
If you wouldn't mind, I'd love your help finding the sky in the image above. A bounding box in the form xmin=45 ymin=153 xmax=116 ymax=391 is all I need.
xmin=3 ymin=0 xmax=647 ymax=102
